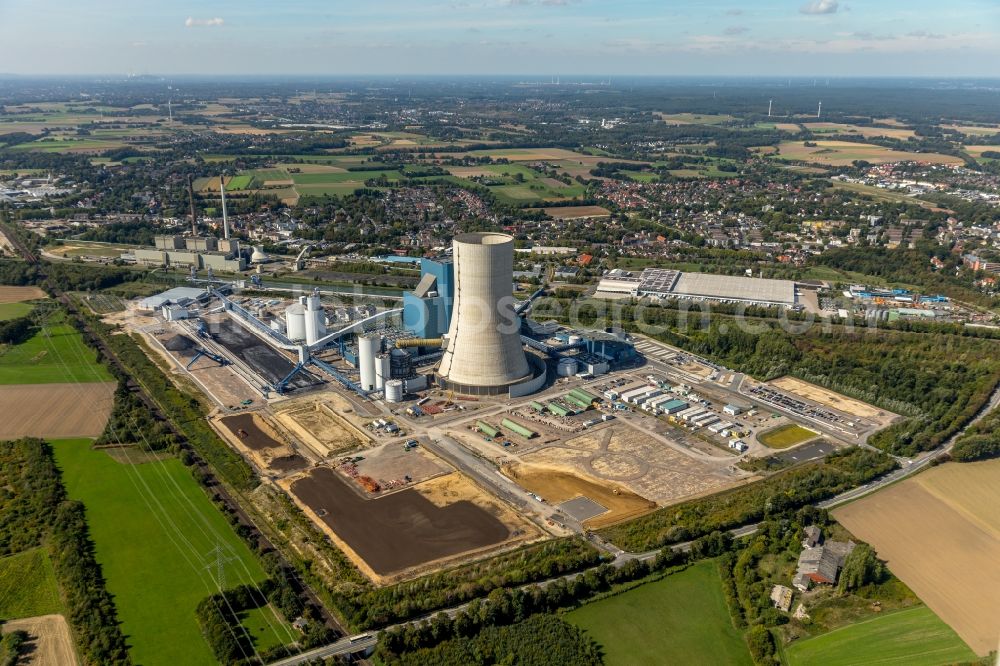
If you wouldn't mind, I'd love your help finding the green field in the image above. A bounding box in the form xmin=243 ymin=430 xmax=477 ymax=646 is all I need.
xmin=0 ymin=317 xmax=113 ymax=385
xmin=621 ymin=170 xmax=659 ymax=183
xmin=52 ymin=439 xmax=283 ymax=666
xmin=758 ymin=424 xmax=817 ymax=449
xmin=785 ymin=606 xmax=976 ymax=666
xmin=241 ymin=605 xmax=296 ymax=652
xmin=8 ymin=137 xmax=127 ymax=153
xmin=0 ymin=302 xmax=33 ymax=321
xmin=566 ymin=560 xmax=752 ymax=665
xmin=223 ymin=174 xmax=255 ymax=190
xmin=0 ymin=548 xmax=63 ymax=618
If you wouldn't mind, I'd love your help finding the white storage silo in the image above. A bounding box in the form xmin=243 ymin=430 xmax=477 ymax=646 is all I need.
xmin=304 ymin=291 xmax=325 ymax=346
xmin=385 ymin=379 xmax=404 ymax=403
xmin=557 ymin=357 xmax=578 ymax=377
xmin=285 ymin=303 xmax=306 ymax=341
xmin=374 ymin=353 xmax=391 ymax=390
xmin=358 ymin=334 xmax=380 ymax=391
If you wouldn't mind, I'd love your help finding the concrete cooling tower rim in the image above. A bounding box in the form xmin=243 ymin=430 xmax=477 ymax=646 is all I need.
xmin=453 ymin=232 xmax=514 ymax=245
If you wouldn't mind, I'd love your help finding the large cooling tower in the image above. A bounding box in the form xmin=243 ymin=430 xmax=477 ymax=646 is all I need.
xmin=437 ymin=233 xmax=530 ymax=392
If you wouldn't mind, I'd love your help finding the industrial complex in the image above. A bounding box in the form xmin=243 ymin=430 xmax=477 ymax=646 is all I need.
xmin=117 ymin=231 xmax=897 ymax=588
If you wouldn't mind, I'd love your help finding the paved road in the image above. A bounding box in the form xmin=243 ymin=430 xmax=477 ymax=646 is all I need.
xmin=266 ymin=635 xmax=378 ymax=665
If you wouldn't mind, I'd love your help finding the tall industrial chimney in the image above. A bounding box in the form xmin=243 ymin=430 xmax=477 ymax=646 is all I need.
xmin=437 ymin=233 xmax=530 ymax=393
xmin=220 ymin=175 xmax=230 ymax=240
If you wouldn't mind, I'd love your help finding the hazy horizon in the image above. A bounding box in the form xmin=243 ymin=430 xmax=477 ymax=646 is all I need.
xmin=1 ymin=0 xmax=998 ymax=78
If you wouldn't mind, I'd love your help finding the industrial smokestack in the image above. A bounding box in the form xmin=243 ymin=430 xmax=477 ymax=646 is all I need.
xmin=437 ymin=232 xmax=530 ymax=393
xmin=219 ymin=175 xmax=230 ymax=240
xmin=188 ymin=175 xmax=197 ymax=236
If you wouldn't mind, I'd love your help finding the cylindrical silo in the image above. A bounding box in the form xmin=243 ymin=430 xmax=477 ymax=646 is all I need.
xmin=285 ymin=303 xmax=306 ymax=341
xmin=557 ymin=357 xmax=578 ymax=377
xmin=304 ymin=292 xmax=324 ymax=346
xmin=374 ymin=353 xmax=391 ymax=390
xmin=358 ymin=334 xmax=379 ymax=391
xmin=385 ymin=379 xmax=404 ymax=403
xmin=437 ymin=232 xmax=530 ymax=393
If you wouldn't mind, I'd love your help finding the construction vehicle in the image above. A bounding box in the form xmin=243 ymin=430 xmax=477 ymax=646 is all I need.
xmin=236 ymin=428 xmax=249 ymax=438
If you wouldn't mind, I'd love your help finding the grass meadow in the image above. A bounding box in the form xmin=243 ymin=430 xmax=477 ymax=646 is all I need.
xmin=784 ymin=606 xmax=976 ymax=666
xmin=0 ymin=548 xmax=64 ymax=618
xmin=566 ymin=560 xmax=752 ymax=665
xmin=52 ymin=439 xmax=281 ymax=666
xmin=758 ymin=424 xmax=818 ymax=449
xmin=0 ymin=316 xmax=113 ymax=385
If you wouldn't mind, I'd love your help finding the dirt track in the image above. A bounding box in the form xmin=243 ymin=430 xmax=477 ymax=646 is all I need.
xmin=0 ymin=383 xmax=114 ymax=439
xmin=2 ymin=614 xmax=79 ymax=666
xmin=834 ymin=459 xmax=1000 ymax=655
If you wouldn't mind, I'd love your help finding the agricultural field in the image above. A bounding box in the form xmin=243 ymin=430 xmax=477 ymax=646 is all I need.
xmin=658 ymin=112 xmax=735 ymax=126
xmin=784 ymin=606 xmax=976 ymax=666
xmin=758 ymin=424 xmax=819 ymax=449
xmin=0 ymin=548 xmax=63 ymax=619
xmin=534 ymin=205 xmax=611 ymax=219
xmin=962 ymin=145 xmax=1000 ymax=162
xmin=9 ymin=137 xmax=129 ymax=154
xmin=801 ymin=122 xmax=916 ymax=139
xmin=0 ymin=317 xmax=114 ymax=385
xmin=0 ymin=286 xmax=47 ymax=304
xmin=0 ymin=301 xmax=33 ymax=320
xmin=0 ymin=383 xmax=115 ymax=439
xmin=834 ymin=458 xmax=1000 ymax=655
xmin=52 ymin=439 xmax=280 ymax=666
xmin=45 ymin=240 xmax=137 ymax=259
xmin=772 ymin=141 xmax=963 ymax=166
xmin=1 ymin=615 xmax=78 ymax=666
xmin=567 ymin=560 xmax=752 ymax=665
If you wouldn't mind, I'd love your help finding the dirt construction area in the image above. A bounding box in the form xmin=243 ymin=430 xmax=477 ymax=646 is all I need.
xmin=770 ymin=376 xmax=898 ymax=428
xmin=503 ymin=463 xmax=655 ymax=529
xmin=283 ymin=469 xmax=538 ymax=584
xmin=217 ymin=412 xmax=308 ymax=474
xmin=2 ymin=614 xmax=79 ymax=666
xmin=0 ymin=286 xmax=47 ymax=303
xmin=273 ymin=397 xmax=371 ymax=458
xmin=519 ymin=422 xmax=738 ymax=505
xmin=0 ymin=383 xmax=115 ymax=439
xmin=834 ymin=458 xmax=1000 ymax=656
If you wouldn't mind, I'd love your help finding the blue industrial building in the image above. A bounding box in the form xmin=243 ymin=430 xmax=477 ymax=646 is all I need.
xmin=402 ymin=258 xmax=454 ymax=339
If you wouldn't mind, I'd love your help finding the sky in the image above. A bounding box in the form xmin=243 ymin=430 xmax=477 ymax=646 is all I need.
xmin=1 ymin=0 xmax=998 ymax=77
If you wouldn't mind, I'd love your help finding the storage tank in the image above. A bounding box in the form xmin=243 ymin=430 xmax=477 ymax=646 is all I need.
xmin=385 ymin=379 xmax=404 ymax=403
xmin=437 ymin=233 xmax=530 ymax=393
xmin=374 ymin=353 xmax=391 ymax=390
xmin=304 ymin=290 xmax=325 ymax=346
xmin=285 ymin=303 xmax=306 ymax=341
xmin=568 ymin=334 xmax=583 ymax=345
xmin=358 ymin=334 xmax=380 ymax=391
xmin=557 ymin=357 xmax=578 ymax=377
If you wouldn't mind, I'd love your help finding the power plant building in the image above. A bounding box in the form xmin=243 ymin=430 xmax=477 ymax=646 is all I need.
xmin=437 ymin=233 xmax=542 ymax=396
xmin=403 ymin=258 xmax=454 ymax=340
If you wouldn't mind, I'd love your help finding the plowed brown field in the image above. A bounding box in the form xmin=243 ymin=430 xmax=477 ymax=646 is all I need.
xmin=834 ymin=459 xmax=1000 ymax=655
xmin=0 ymin=383 xmax=115 ymax=439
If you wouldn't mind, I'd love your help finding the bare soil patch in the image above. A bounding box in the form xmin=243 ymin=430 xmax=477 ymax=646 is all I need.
xmin=2 ymin=614 xmax=79 ymax=666
xmin=274 ymin=399 xmax=370 ymax=458
xmin=834 ymin=459 xmax=1000 ymax=656
xmin=0 ymin=286 xmax=47 ymax=304
xmin=0 ymin=383 xmax=114 ymax=439
xmin=504 ymin=463 xmax=655 ymax=528
xmin=284 ymin=469 xmax=536 ymax=584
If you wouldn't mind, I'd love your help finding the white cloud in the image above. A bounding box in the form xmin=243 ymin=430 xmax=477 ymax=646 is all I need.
xmin=907 ymin=30 xmax=945 ymax=39
xmin=800 ymin=0 xmax=838 ymax=15
xmin=726 ymin=9 xmax=743 ymax=15
xmin=185 ymin=17 xmax=225 ymax=28
xmin=724 ymin=26 xmax=748 ymax=35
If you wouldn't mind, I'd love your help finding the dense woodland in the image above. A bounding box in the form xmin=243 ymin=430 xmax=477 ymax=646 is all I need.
xmin=950 ymin=405 xmax=1000 ymax=462
xmin=379 ymin=615 xmax=602 ymax=666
